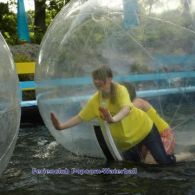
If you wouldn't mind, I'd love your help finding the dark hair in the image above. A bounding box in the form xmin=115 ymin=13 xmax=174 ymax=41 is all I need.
xmin=92 ymin=65 xmax=116 ymax=103
xmin=92 ymin=65 xmax=113 ymax=81
xmin=122 ymin=82 xmax=136 ymax=101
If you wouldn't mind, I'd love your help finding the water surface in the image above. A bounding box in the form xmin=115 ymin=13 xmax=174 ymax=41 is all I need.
xmin=0 ymin=125 xmax=195 ymax=195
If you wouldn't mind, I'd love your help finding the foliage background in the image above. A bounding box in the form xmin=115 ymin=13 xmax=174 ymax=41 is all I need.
xmin=0 ymin=0 xmax=70 ymax=45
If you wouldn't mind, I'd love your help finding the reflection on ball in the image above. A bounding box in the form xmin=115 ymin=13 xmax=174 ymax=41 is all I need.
xmin=0 ymin=33 xmax=21 ymax=176
xmin=36 ymin=0 xmax=195 ymax=158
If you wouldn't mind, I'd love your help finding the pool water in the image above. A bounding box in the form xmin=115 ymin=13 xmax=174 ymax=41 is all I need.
xmin=0 ymin=124 xmax=195 ymax=195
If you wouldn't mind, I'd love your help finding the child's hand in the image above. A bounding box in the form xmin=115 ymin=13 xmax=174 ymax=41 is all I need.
xmin=99 ymin=107 xmax=114 ymax=123
xmin=50 ymin=112 xmax=62 ymax=130
xmin=99 ymin=107 xmax=108 ymax=116
xmin=99 ymin=107 xmax=106 ymax=120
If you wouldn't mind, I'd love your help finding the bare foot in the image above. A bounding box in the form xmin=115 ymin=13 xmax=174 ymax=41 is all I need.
xmin=144 ymin=153 xmax=157 ymax=165
xmin=175 ymin=152 xmax=195 ymax=162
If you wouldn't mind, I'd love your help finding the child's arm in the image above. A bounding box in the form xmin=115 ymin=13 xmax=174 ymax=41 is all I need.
xmin=50 ymin=112 xmax=82 ymax=130
xmin=99 ymin=106 xmax=130 ymax=123
xmin=133 ymin=98 xmax=151 ymax=112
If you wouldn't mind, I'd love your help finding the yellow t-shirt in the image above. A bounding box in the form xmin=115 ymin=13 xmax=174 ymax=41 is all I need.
xmin=146 ymin=107 xmax=169 ymax=134
xmin=79 ymin=83 xmax=153 ymax=151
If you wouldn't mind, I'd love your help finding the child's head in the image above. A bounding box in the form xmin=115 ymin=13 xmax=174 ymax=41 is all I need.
xmin=122 ymin=82 xmax=136 ymax=101
xmin=92 ymin=65 xmax=113 ymax=81
xmin=92 ymin=65 xmax=116 ymax=103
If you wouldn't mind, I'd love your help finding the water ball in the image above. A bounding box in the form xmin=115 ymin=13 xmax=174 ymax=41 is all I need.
xmin=36 ymin=0 xmax=195 ymax=158
xmin=0 ymin=33 xmax=21 ymax=176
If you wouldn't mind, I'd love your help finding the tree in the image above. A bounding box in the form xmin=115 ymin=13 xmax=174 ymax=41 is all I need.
xmin=0 ymin=2 xmax=18 ymax=44
xmin=47 ymin=0 xmax=70 ymax=19
xmin=33 ymin=0 xmax=70 ymax=43
xmin=34 ymin=0 xmax=46 ymax=43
